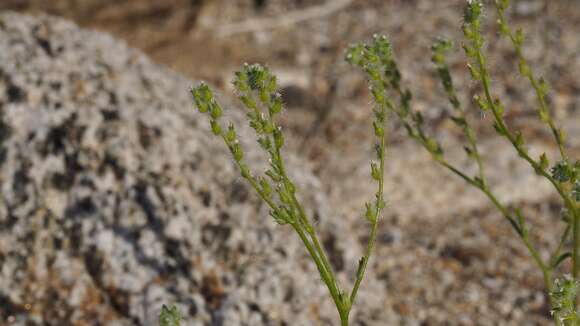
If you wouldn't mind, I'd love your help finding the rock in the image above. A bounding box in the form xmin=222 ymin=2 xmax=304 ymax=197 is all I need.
xmin=0 ymin=12 xmax=351 ymax=325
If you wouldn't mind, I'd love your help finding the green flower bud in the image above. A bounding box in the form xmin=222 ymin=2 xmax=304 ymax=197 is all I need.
xmin=210 ymin=102 xmax=222 ymax=119
xmin=514 ymin=28 xmax=525 ymax=46
xmin=274 ymin=127 xmax=284 ymax=149
xmin=371 ymin=85 xmax=385 ymax=105
xmin=370 ymin=162 xmax=381 ymax=180
xmin=279 ymin=187 xmax=292 ymax=204
xmin=259 ymin=177 xmax=272 ymax=197
xmin=376 ymin=196 xmax=386 ymax=210
xmin=467 ymin=63 xmax=481 ymax=81
xmin=231 ymin=142 xmax=243 ymax=161
xmin=270 ymin=93 xmax=283 ymax=115
xmin=373 ymin=121 xmax=384 ymax=137
xmin=263 ymin=120 xmax=275 ymax=134
xmin=539 ymin=153 xmax=550 ymax=172
xmin=210 ymin=120 xmax=222 ymax=135
xmin=240 ymin=95 xmax=257 ymax=110
xmin=365 ymin=66 xmax=381 ymax=82
xmin=284 ymin=179 xmax=296 ymax=194
xmin=265 ymin=169 xmax=281 ymax=182
xmin=464 ymin=0 xmax=483 ymax=24
xmin=258 ymin=136 xmax=272 ymax=151
xmin=365 ymin=202 xmax=374 ymax=222
xmin=270 ymin=207 xmax=292 ymax=225
xmin=259 ymin=88 xmax=269 ymax=104
xmin=518 ymin=60 xmax=530 ymax=77
xmin=240 ymin=163 xmax=252 ymax=179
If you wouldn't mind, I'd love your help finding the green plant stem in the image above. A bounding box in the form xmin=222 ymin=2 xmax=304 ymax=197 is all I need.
xmin=442 ymin=156 xmax=563 ymax=326
xmin=472 ymin=45 xmax=580 ymax=282
xmin=416 ymin=68 xmax=561 ymax=307
xmin=273 ymin=141 xmax=345 ymax=318
xmin=341 ymin=314 xmax=349 ymax=326
xmin=221 ymin=127 xmax=346 ymax=320
xmin=288 ymin=185 xmax=336 ymax=284
xmin=551 ymin=225 xmax=571 ymax=267
xmin=442 ymin=158 xmax=547 ymax=271
xmin=292 ymin=223 xmax=342 ymax=307
xmin=349 ymin=218 xmax=379 ymax=302
xmin=439 ymin=157 xmax=564 ymax=323
xmin=390 ymin=40 xmax=562 ymax=315
xmin=292 ymin=189 xmax=342 ymax=306
xmin=349 ymin=133 xmax=384 ymax=305
xmin=495 ymin=4 xmax=567 ymax=160
xmin=198 ymin=64 xmax=388 ymax=325
xmin=492 ymin=9 xmax=580 ymax=309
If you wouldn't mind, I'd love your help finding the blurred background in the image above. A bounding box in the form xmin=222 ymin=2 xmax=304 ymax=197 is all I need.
xmin=2 ymin=0 xmax=578 ymax=160
xmin=1 ymin=0 xmax=579 ymax=325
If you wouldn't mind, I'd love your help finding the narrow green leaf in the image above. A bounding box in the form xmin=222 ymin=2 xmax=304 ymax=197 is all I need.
xmin=552 ymin=252 xmax=572 ymax=268
xmin=365 ymin=202 xmax=374 ymax=222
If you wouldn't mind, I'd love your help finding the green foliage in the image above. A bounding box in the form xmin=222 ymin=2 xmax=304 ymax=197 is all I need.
xmin=159 ymin=305 xmax=181 ymax=326
xmin=347 ymin=0 xmax=577 ymax=325
xmin=191 ymin=62 xmax=387 ymax=325
xmin=183 ymin=1 xmax=579 ymax=324
xmin=551 ymin=277 xmax=580 ymax=326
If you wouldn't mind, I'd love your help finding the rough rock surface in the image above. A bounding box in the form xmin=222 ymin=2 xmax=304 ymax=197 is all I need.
xmin=0 ymin=13 xmax=361 ymax=325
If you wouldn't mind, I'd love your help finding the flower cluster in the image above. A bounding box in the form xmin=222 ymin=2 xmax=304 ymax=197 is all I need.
xmin=191 ymin=62 xmax=387 ymax=325
xmin=348 ymin=2 xmax=578 ymax=325
xmin=164 ymin=1 xmax=577 ymax=325
xmin=551 ymin=277 xmax=580 ymax=326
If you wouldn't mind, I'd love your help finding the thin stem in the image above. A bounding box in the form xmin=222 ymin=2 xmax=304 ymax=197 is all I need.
xmin=472 ymin=42 xmax=580 ymax=282
xmin=349 ymin=219 xmax=379 ymax=304
xmin=344 ymin=37 xmax=391 ymax=323
xmin=350 ymin=128 xmax=385 ymax=305
xmin=232 ymin=147 xmax=347 ymax=320
xmin=196 ymin=65 xmax=383 ymax=325
xmin=440 ymin=161 xmax=481 ymax=188
xmin=291 ymin=189 xmax=341 ymax=299
xmin=551 ymin=224 xmax=571 ymax=267
xmin=495 ymin=4 xmax=567 ymax=160
xmin=432 ymin=40 xmax=488 ymax=187
xmin=273 ymin=131 xmax=344 ymax=317
xmin=274 ymin=136 xmax=341 ymax=297
xmin=293 ymin=224 xmax=343 ymax=311
xmin=310 ymin=227 xmax=339 ymax=288
xmin=481 ymin=186 xmax=561 ymax=324
xmin=442 ymin=157 xmax=553 ymax=286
